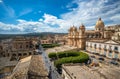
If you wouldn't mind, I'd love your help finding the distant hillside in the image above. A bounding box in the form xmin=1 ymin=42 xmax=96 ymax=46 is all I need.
xmin=0 ymin=32 xmax=67 ymax=40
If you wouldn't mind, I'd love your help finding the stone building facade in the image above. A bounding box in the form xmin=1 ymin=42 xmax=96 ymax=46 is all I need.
xmin=0 ymin=37 xmax=39 ymax=59
xmin=67 ymin=18 xmax=120 ymax=59
xmin=86 ymin=40 xmax=120 ymax=59
xmin=40 ymin=34 xmax=67 ymax=45
xmin=112 ymin=25 xmax=120 ymax=41
xmin=67 ymin=24 xmax=86 ymax=49
xmin=40 ymin=39 xmax=55 ymax=44
xmin=68 ymin=18 xmax=106 ymax=49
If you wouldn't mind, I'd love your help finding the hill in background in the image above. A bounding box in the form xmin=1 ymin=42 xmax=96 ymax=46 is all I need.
xmin=0 ymin=32 xmax=67 ymax=40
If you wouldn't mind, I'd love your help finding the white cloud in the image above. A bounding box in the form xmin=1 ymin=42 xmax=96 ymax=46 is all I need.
xmin=0 ymin=17 xmax=67 ymax=34
xmin=42 ymin=14 xmax=66 ymax=26
xmin=43 ymin=13 xmax=57 ymax=25
xmin=0 ymin=22 xmax=21 ymax=31
xmin=42 ymin=0 xmax=120 ymax=31
xmin=110 ymin=14 xmax=120 ymax=23
xmin=0 ymin=0 xmax=120 ymax=34
xmin=0 ymin=0 xmax=2 ymax=3
xmin=61 ymin=0 xmax=120 ymax=27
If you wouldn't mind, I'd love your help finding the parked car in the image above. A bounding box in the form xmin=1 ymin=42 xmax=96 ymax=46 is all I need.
xmin=109 ymin=60 xmax=119 ymax=65
xmin=98 ymin=57 xmax=104 ymax=61
xmin=99 ymin=54 xmax=106 ymax=57
xmin=90 ymin=55 xmax=96 ymax=58
xmin=94 ymin=53 xmax=99 ymax=55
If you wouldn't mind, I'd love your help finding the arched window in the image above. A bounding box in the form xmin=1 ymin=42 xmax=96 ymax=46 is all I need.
xmin=18 ymin=53 xmax=22 ymax=56
xmin=34 ymin=52 xmax=36 ymax=55
xmin=20 ymin=45 xmax=22 ymax=49
xmin=23 ymin=53 xmax=27 ymax=56
xmin=26 ymin=45 xmax=29 ymax=48
xmin=29 ymin=52 xmax=31 ymax=55
xmin=7 ymin=53 xmax=9 ymax=57
xmin=99 ymin=28 xmax=100 ymax=31
xmin=96 ymin=34 xmax=98 ymax=38
xmin=12 ymin=53 xmax=16 ymax=56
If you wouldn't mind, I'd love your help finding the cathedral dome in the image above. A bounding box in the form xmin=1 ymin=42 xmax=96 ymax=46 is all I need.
xmin=79 ymin=24 xmax=85 ymax=29
xmin=95 ymin=18 xmax=104 ymax=28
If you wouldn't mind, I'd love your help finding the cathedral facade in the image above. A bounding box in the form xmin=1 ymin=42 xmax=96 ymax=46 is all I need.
xmin=67 ymin=18 xmax=120 ymax=59
xmin=67 ymin=24 xmax=86 ymax=49
xmin=68 ymin=18 xmax=105 ymax=49
xmin=67 ymin=18 xmax=119 ymax=49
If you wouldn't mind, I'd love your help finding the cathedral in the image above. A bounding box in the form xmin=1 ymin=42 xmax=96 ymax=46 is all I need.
xmin=67 ymin=18 xmax=119 ymax=50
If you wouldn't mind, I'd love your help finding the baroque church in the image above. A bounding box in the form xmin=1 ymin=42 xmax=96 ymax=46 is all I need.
xmin=67 ymin=18 xmax=118 ymax=49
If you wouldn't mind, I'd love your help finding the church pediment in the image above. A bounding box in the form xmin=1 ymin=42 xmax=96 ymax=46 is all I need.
xmin=104 ymin=40 xmax=120 ymax=45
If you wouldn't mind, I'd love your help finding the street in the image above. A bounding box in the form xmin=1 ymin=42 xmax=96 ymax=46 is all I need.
xmin=82 ymin=50 xmax=120 ymax=67
xmin=39 ymin=45 xmax=62 ymax=79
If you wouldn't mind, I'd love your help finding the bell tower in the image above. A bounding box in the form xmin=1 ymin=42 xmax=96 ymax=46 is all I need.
xmin=78 ymin=24 xmax=86 ymax=49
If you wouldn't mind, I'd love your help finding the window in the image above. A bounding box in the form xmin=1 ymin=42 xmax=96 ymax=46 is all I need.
xmin=26 ymin=45 xmax=29 ymax=48
xmin=94 ymin=44 xmax=96 ymax=48
xmin=108 ymin=51 xmax=112 ymax=57
xmin=104 ymin=45 xmax=106 ymax=48
xmin=29 ymin=52 xmax=31 ymax=55
xmin=23 ymin=53 xmax=27 ymax=56
xmin=34 ymin=52 xmax=37 ymax=55
xmin=114 ymin=46 xmax=118 ymax=50
xmin=7 ymin=53 xmax=9 ymax=57
xmin=90 ymin=43 xmax=92 ymax=47
xmin=29 ymin=45 xmax=33 ymax=48
xmin=99 ymin=44 xmax=101 ymax=47
xmin=12 ymin=54 xmax=16 ymax=56
xmin=20 ymin=45 xmax=22 ymax=49
xmin=99 ymin=28 xmax=100 ymax=31
xmin=114 ymin=53 xmax=118 ymax=58
xmin=82 ymin=31 xmax=84 ymax=34
xmin=18 ymin=53 xmax=22 ymax=56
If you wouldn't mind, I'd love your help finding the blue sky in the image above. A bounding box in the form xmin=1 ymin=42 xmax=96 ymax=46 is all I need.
xmin=0 ymin=0 xmax=120 ymax=34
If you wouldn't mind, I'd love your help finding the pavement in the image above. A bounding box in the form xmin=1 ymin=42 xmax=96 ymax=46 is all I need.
xmin=45 ymin=45 xmax=77 ymax=54
xmin=39 ymin=45 xmax=62 ymax=79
